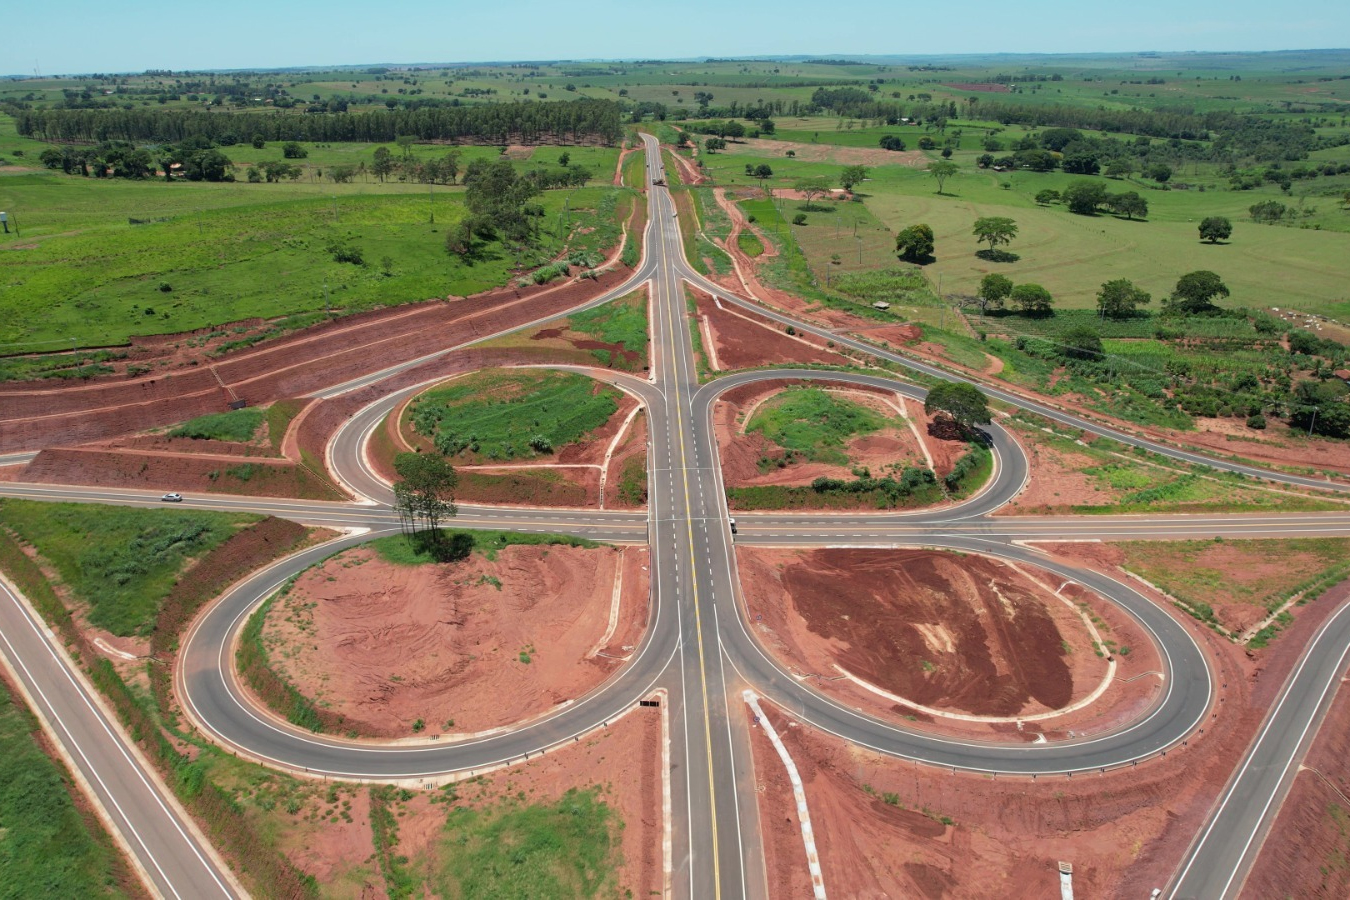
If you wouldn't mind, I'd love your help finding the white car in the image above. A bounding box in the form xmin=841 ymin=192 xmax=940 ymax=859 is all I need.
xmin=161 ymin=492 xmax=183 ymax=502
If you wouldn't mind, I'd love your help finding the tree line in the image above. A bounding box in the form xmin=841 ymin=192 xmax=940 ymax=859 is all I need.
xmin=13 ymin=99 xmax=624 ymax=146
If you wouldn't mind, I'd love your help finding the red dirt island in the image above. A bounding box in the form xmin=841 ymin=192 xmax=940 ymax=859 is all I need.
xmin=255 ymin=539 xmax=649 ymax=737
xmin=737 ymin=546 xmax=1162 ymax=741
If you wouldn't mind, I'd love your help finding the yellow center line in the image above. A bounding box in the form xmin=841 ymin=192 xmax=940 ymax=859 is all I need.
xmin=658 ymin=178 xmax=723 ymax=897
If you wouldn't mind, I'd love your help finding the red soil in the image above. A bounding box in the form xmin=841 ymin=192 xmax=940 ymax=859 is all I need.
xmin=743 ymin=565 xmax=1348 ymax=900
xmin=691 ymin=287 xmax=846 ymax=370
xmin=18 ymin=448 xmax=341 ymax=500
xmin=259 ymin=544 xmax=649 ymax=737
xmin=1 ymin=252 xmax=641 ymax=454
xmin=451 ymin=705 xmax=665 ymax=899
xmin=737 ymin=547 xmax=1160 ymax=740
xmin=1243 ymin=665 xmax=1350 ymax=898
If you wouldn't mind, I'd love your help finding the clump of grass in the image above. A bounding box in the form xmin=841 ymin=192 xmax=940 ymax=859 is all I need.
xmin=169 ymin=407 xmax=264 ymax=442
xmin=746 ymin=386 xmax=889 ymax=466
xmin=371 ymin=530 xmax=600 ymax=566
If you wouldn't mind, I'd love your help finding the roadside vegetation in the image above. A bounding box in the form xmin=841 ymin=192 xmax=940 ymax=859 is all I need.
xmin=371 ymin=529 xmax=600 ymax=566
xmin=0 ymin=499 xmax=254 ymax=636
xmin=0 ymin=675 xmax=138 ymax=898
xmin=746 ymin=386 xmax=887 ymax=465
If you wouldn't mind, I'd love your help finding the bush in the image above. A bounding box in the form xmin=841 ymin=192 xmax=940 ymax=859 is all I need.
xmin=792 ymin=213 xmax=807 ymax=225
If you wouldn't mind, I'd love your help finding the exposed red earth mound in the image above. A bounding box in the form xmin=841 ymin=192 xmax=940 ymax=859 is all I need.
xmin=1 ymin=259 xmax=641 ymax=454
xmin=737 ymin=546 xmax=1162 ymax=740
xmin=20 ymin=448 xmax=341 ymax=500
xmin=689 ymin=286 xmax=846 ymax=370
xmin=257 ymin=544 xmax=649 ymax=737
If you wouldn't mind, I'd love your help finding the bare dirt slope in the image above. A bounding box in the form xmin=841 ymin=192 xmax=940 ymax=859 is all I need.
xmin=260 ymin=544 xmax=649 ymax=737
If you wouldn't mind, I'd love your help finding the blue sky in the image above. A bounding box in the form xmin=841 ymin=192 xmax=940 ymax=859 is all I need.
xmin=5 ymin=0 xmax=1348 ymax=75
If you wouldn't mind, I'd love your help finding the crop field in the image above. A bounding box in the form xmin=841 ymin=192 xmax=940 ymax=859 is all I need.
xmin=0 ymin=499 xmax=255 ymax=636
xmin=407 ymin=369 xmax=621 ymax=461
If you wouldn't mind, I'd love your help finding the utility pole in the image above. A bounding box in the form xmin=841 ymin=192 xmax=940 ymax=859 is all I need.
xmin=324 ymin=281 xmax=330 ymax=317
xmin=428 ymin=183 xmax=434 ymax=224
xmin=1309 ymin=406 xmax=1319 ymax=437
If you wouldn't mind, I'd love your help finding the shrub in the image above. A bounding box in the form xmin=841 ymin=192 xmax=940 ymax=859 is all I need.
xmin=792 ymin=213 xmax=807 ymax=225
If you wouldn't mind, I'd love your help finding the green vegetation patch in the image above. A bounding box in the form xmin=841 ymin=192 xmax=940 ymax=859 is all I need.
xmin=168 ymin=407 xmax=265 ymax=442
xmin=371 ymin=530 xmax=600 ymax=566
xmin=0 ymin=680 xmax=131 ymax=898
xmin=1116 ymin=537 xmax=1350 ymax=641
xmin=0 ymin=499 xmax=255 ymax=636
xmin=566 ymin=290 xmax=649 ymax=370
xmin=747 ymin=386 xmax=889 ymax=465
xmin=435 ymin=787 xmax=618 ymax=899
xmin=409 ymin=369 xmax=620 ymax=460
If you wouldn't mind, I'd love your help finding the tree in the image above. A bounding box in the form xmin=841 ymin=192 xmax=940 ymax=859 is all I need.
xmin=395 ymin=134 xmax=417 ymax=158
xmin=1034 ymin=189 xmax=1060 ymax=206
xmin=704 ymin=137 xmax=726 ymax=153
xmin=1060 ymin=142 xmax=1100 ymax=175
xmin=1107 ymin=191 xmax=1148 ymax=220
xmin=558 ymin=151 xmax=570 ymax=167
xmin=1167 ymin=270 xmax=1230 ymax=314
xmin=792 ymin=213 xmax=807 ymax=225
xmin=878 ymin=135 xmax=906 ymax=152
xmin=1061 ymin=180 xmax=1109 ymax=215
xmin=794 ymin=176 xmax=831 ymax=205
xmin=1104 ymin=159 xmax=1134 ymax=179
xmin=839 ymin=165 xmax=868 ymax=191
xmin=1289 ymin=380 xmax=1350 ymax=438
xmin=924 ymin=381 xmax=992 ymax=432
xmin=371 ymin=146 xmax=394 ymax=182
xmin=463 ymin=157 xmax=541 ymax=243
xmin=1147 ymin=163 xmax=1173 ymax=183
xmin=1096 ymin=279 xmax=1151 ymax=319
xmin=753 ymin=164 xmax=773 ymax=182
xmin=929 ymin=160 xmax=958 ymax=193
xmin=972 ymin=216 xmax=1018 ymax=254
xmin=391 ymin=451 xmax=458 ymax=543
xmin=39 ymin=147 xmax=64 ymax=169
xmin=976 ymin=153 xmax=995 ymax=169
xmin=282 ymin=141 xmax=307 ymax=159
xmin=1199 ymin=216 xmax=1232 ymax=243
xmin=895 ymin=224 xmax=935 ymax=263
xmin=251 ymin=134 xmax=265 ymax=149
xmin=977 ymin=273 xmax=1013 ymax=313
xmin=1060 ymin=325 xmax=1104 ymax=361
xmin=1010 ymin=283 xmax=1054 ymax=316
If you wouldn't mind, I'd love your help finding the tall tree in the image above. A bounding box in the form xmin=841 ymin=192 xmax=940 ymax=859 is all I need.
xmin=924 ymin=381 xmax=992 ymax=432
xmin=793 ymin=176 xmax=831 ymax=205
xmin=371 ymin=146 xmax=393 ymax=182
xmin=1198 ymin=216 xmax=1232 ymax=243
xmin=839 ymin=164 xmax=868 ymax=191
xmin=1010 ymin=283 xmax=1054 ymax=316
xmin=391 ymin=451 xmax=458 ymax=542
xmin=928 ymin=160 xmax=958 ymax=194
xmin=894 ymin=224 xmax=935 ymax=263
xmin=972 ymin=216 xmax=1018 ymax=254
xmin=1166 ymin=270 xmax=1230 ymax=314
xmin=977 ymin=273 xmax=1014 ymax=313
xmin=1096 ymin=279 xmax=1151 ymax=319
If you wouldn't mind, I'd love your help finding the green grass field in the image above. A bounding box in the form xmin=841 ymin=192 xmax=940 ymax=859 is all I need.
xmin=0 ymin=499 xmax=256 ymax=635
xmin=0 ymin=147 xmax=631 ymax=353
xmin=747 ymin=386 xmax=889 ymax=465
xmin=0 ymin=679 xmax=132 ymax=898
xmin=435 ymin=787 xmax=618 ymax=898
xmin=698 ymin=144 xmax=1350 ymax=320
xmin=168 ymin=407 xmax=264 ymax=442
xmin=408 ymin=369 xmax=621 ymax=461
xmin=566 ymin=288 xmax=649 ymax=370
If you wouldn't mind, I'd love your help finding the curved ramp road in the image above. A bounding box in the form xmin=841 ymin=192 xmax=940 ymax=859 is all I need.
xmin=1 ymin=134 xmax=1347 ymax=898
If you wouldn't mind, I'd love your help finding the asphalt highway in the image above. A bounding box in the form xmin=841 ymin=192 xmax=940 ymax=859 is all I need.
xmin=0 ymin=134 xmax=1346 ymax=898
